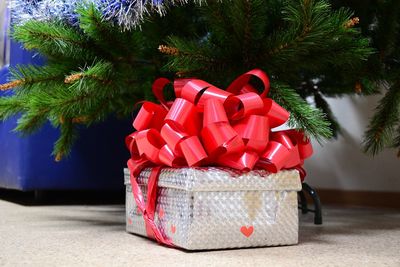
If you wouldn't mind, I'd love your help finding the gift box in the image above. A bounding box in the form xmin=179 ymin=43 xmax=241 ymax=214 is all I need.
xmin=125 ymin=69 xmax=313 ymax=249
xmin=125 ymin=167 xmax=301 ymax=250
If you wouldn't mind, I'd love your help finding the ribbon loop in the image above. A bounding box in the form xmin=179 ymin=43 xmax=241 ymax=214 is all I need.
xmin=225 ymin=92 xmax=265 ymax=120
xmin=218 ymin=151 xmax=259 ymax=172
xmin=159 ymin=144 xmax=186 ymax=167
xmin=203 ymin=98 xmax=229 ymax=126
xmin=179 ymin=136 xmax=208 ymax=166
xmin=165 ymin=98 xmax=200 ymax=136
xmin=181 ymin=79 xmax=212 ymax=104
xmin=197 ymin=86 xmax=232 ymax=108
xmin=263 ymin=99 xmax=290 ymax=128
xmin=173 ymin=78 xmax=192 ymax=98
xmin=201 ymin=122 xmax=244 ymax=156
xmin=152 ymin=78 xmax=172 ymax=109
xmin=235 ymin=115 xmax=270 ymax=153
xmin=135 ymin=129 xmax=165 ymax=164
xmin=226 ymin=69 xmax=271 ymax=98
xmin=133 ymin=102 xmax=168 ymax=131
xmin=160 ymin=122 xmax=188 ymax=155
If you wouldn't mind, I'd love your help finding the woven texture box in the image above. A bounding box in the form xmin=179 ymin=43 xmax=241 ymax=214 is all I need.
xmin=125 ymin=167 xmax=301 ymax=250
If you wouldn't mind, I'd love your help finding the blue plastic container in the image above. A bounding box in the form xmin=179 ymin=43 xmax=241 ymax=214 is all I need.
xmin=0 ymin=41 xmax=131 ymax=191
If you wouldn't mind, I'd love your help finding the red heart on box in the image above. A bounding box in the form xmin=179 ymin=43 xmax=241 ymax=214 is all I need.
xmin=128 ymin=218 xmax=132 ymax=225
xmin=171 ymin=224 xmax=176 ymax=234
xmin=240 ymin=226 xmax=254 ymax=237
xmin=159 ymin=208 xmax=165 ymax=219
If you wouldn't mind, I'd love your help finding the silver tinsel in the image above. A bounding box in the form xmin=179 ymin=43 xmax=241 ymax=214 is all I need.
xmin=99 ymin=0 xmax=204 ymax=31
xmin=9 ymin=0 xmax=204 ymax=30
xmin=9 ymin=0 xmax=84 ymax=26
xmin=100 ymin=0 xmax=167 ymax=30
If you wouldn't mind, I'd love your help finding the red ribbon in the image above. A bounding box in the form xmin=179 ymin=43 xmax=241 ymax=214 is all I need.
xmin=126 ymin=69 xmax=313 ymax=247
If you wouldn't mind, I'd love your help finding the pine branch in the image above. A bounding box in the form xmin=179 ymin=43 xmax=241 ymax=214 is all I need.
xmin=393 ymin=125 xmax=400 ymax=149
xmin=158 ymin=45 xmax=179 ymax=56
xmin=77 ymin=4 xmax=144 ymax=64
xmin=14 ymin=108 xmax=49 ymax=134
xmin=363 ymin=82 xmax=400 ymax=155
xmin=77 ymin=4 xmax=155 ymax=68
xmin=12 ymin=20 xmax=94 ymax=60
xmin=48 ymin=63 xmax=117 ymax=124
xmin=164 ymin=0 xmax=371 ymax=87
xmin=165 ymin=36 xmax=218 ymax=66
xmin=64 ymin=61 xmax=114 ymax=88
xmin=270 ymin=83 xmax=332 ymax=141
xmin=374 ymin=1 xmax=400 ymax=60
xmin=264 ymin=1 xmax=370 ymax=70
xmin=53 ymin=120 xmax=78 ymax=162
xmin=0 ymin=80 xmax=24 ymax=91
xmin=7 ymin=64 xmax=69 ymax=94
xmin=344 ymin=17 xmax=360 ymax=29
xmin=225 ymin=0 xmax=268 ymax=67
xmin=265 ymin=0 xmax=317 ymax=58
xmin=0 ymin=96 xmax=26 ymax=120
xmin=318 ymin=77 xmax=379 ymax=97
xmin=241 ymin=0 xmax=252 ymax=64
xmin=313 ymin=90 xmax=341 ymax=137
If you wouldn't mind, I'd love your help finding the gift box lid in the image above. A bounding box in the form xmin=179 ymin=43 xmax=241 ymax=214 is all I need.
xmin=124 ymin=168 xmax=301 ymax=192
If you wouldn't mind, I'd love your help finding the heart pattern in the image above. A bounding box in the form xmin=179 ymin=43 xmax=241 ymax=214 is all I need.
xmin=136 ymin=206 xmax=141 ymax=214
xmin=159 ymin=208 xmax=165 ymax=219
xmin=240 ymin=226 xmax=254 ymax=237
xmin=171 ymin=224 xmax=176 ymax=234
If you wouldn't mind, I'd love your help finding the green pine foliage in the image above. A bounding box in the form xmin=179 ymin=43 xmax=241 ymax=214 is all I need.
xmin=164 ymin=0 xmax=372 ymax=141
xmin=1 ymin=4 xmax=157 ymax=159
xmin=362 ymin=82 xmax=400 ymax=155
xmin=269 ymin=83 xmax=332 ymax=142
xmin=12 ymin=20 xmax=92 ymax=61
xmin=0 ymin=0 xmax=374 ymax=159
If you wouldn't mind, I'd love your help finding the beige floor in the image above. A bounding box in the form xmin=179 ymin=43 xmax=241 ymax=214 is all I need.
xmin=0 ymin=199 xmax=399 ymax=267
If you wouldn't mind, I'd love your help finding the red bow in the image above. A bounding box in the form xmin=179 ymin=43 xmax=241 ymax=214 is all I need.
xmin=126 ymin=69 xmax=313 ymax=246
xmin=126 ymin=69 xmax=312 ymax=175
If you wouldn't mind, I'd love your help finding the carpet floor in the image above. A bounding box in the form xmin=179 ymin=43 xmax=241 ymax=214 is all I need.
xmin=0 ymin=197 xmax=399 ymax=266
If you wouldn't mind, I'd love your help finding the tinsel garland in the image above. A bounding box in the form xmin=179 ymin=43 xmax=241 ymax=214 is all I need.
xmin=100 ymin=0 xmax=167 ymax=30
xmin=9 ymin=0 xmax=202 ymax=30
xmin=9 ymin=0 xmax=82 ymax=26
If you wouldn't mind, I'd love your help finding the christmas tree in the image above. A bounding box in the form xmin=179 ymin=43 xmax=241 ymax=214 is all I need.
xmin=0 ymin=0 xmax=374 ymax=160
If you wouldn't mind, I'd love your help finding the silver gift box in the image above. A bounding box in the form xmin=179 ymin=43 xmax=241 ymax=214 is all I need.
xmin=125 ymin=167 xmax=301 ymax=250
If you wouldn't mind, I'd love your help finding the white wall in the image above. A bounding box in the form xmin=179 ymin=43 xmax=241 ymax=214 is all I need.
xmin=305 ymin=95 xmax=400 ymax=192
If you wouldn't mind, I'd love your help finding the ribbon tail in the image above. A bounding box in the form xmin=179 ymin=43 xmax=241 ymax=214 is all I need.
xmin=128 ymin=163 xmax=175 ymax=247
